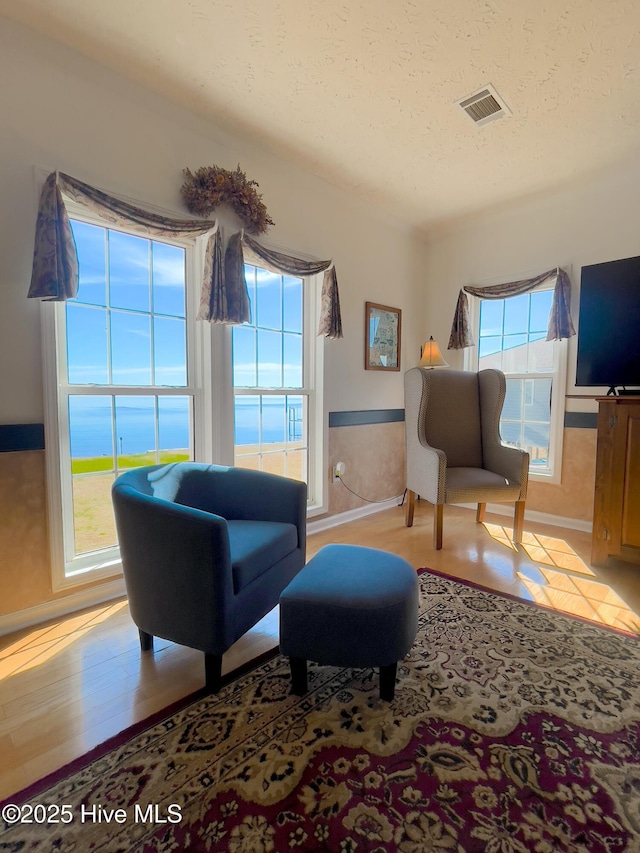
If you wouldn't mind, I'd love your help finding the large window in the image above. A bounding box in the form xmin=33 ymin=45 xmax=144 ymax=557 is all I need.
xmin=232 ymin=262 xmax=323 ymax=510
xmin=45 ymin=217 xmax=199 ymax=585
xmin=44 ymin=216 xmax=326 ymax=588
xmin=474 ymin=289 xmax=566 ymax=481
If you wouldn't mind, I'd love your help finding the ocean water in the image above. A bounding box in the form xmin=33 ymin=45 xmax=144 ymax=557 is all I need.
xmin=68 ymin=396 xmax=304 ymax=458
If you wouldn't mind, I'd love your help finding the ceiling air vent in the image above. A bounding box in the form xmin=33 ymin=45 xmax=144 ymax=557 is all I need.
xmin=456 ymin=84 xmax=511 ymax=127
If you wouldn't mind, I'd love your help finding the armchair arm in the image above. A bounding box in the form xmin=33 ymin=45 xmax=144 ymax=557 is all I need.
xmin=112 ymin=484 xmax=236 ymax=654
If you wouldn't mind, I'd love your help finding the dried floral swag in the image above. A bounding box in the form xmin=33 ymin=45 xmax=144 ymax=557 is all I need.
xmin=181 ymin=164 xmax=274 ymax=235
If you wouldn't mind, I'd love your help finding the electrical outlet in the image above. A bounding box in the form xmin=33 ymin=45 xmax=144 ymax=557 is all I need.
xmin=332 ymin=461 xmax=345 ymax=483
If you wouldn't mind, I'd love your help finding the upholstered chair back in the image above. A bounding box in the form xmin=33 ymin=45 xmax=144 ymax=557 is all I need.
xmin=421 ymin=369 xmax=484 ymax=468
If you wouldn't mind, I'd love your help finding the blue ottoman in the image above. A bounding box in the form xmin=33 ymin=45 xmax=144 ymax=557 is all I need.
xmin=279 ymin=544 xmax=419 ymax=701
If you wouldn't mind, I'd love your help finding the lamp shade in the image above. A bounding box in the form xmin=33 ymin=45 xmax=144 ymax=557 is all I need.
xmin=418 ymin=336 xmax=449 ymax=368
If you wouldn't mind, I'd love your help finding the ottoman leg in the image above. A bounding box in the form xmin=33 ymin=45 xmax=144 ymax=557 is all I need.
xmin=290 ymin=657 xmax=308 ymax=695
xmin=379 ymin=662 xmax=398 ymax=701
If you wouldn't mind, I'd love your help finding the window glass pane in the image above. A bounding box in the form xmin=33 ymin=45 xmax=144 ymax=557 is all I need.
xmin=528 ymin=336 xmax=553 ymax=371
xmin=109 ymin=231 xmax=150 ymax=312
xmin=115 ymin=396 xmax=156 ymax=466
xmin=69 ymin=396 xmax=114 ymax=464
xmin=257 ymin=329 xmax=282 ymax=386
xmin=283 ymin=276 xmax=303 ymax=333
xmin=67 ymin=304 xmax=109 ymax=384
xmin=158 ymin=396 xmax=191 ymax=461
xmin=233 ymin=326 xmax=257 ymax=387
xmin=152 ymin=242 xmax=185 ymax=317
xmin=479 ymin=300 xmax=503 ymax=337
xmin=530 ymin=290 xmax=553 ymax=333
xmin=262 ymin=395 xmax=286 ymax=443
xmin=235 ymin=395 xmax=260 ymax=447
xmin=500 ymin=421 xmax=522 ymax=446
xmin=479 ymin=336 xmax=502 ymax=360
xmin=524 ymin=422 xmax=550 ymax=462
xmin=501 ymin=334 xmax=528 ymax=372
xmin=503 ymin=379 xmax=523 ymax=420
xmin=504 ymin=294 xmax=529 ymax=335
xmin=70 ymin=220 xmax=106 ymax=306
xmin=153 ymin=316 xmax=187 ymax=386
xmin=68 ymin=394 xmax=116 ymax=554
xmin=284 ymin=448 xmax=306 ymax=481
xmin=71 ymin=473 xmax=116 ymax=555
xmin=283 ymin=333 xmax=303 ymax=387
xmin=286 ymin=395 xmax=305 ymax=443
xmin=256 ymin=269 xmax=282 ymax=330
xmin=527 ymin=378 xmax=552 ymax=423
xmin=111 ymin=311 xmax=151 ymax=385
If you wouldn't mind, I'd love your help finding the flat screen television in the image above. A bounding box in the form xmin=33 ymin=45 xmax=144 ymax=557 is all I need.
xmin=576 ymin=255 xmax=640 ymax=394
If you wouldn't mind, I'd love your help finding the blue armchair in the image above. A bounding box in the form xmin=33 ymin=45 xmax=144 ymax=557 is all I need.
xmin=112 ymin=463 xmax=307 ymax=693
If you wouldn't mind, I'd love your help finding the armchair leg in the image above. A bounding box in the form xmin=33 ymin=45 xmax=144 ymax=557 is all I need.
xmin=379 ymin=662 xmax=398 ymax=701
xmin=204 ymin=653 xmax=223 ymax=694
xmin=513 ymin=501 xmax=525 ymax=544
xmin=433 ymin=504 xmax=443 ymax=550
xmin=290 ymin=657 xmax=308 ymax=695
xmin=139 ymin=629 xmax=154 ymax=652
xmin=476 ymin=503 xmax=486 ymax=523
xmin=405 ymin=490 xmax=416 ymax=527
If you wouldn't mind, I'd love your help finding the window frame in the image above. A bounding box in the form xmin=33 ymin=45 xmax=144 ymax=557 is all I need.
xmin=465 ymin=286 xmax=567 ymax=484
xmin=230 ymin=260 xmax=326 ymax=515
xmin=42 ymin=205 xmax=209 ymax=591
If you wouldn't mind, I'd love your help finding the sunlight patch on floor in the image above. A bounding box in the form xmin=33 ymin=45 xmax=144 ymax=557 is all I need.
xmin=483 ymin=523 xmax=640 ymax=633
xmin=0 ymin=601 xmax=128 ymax=679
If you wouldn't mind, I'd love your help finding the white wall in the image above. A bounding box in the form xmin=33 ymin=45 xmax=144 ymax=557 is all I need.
xmin=422 ymin=155 xmax=640 ymax=408
xmin=0 ymin=17 xmax=426 ymax=425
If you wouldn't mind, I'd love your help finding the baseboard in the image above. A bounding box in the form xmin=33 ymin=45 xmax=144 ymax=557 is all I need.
xmin=458 ymin=502 xmax=592 ymax=533
xmin=307 ymin=497 xmax=403 ymax=535
xmin=0 ymin=577 xmax=127 ymax=638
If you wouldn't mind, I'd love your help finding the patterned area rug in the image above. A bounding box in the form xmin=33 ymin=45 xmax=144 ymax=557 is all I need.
xmin=2 ymin=570 xmax=640 ymax=852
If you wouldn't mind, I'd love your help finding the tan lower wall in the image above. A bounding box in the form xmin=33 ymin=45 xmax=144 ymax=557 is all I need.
xmin=328 ymin=423 xmax=598 ymax=524
xmin=0 ymin=450 xmax=50 ymax=615
xmin=527 ymin=427 xmax=597 ymax=523
xmin=328 ymin=421 xmax=406 ymax=516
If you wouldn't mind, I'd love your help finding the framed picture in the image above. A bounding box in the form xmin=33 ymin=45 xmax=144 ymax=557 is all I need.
xmin=365 ymin=302 xmax=402 ymax=371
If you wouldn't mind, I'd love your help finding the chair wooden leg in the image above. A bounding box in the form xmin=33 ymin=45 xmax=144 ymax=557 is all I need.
xmin=139 ymin=629 xmax=153 ymax=652
xmin=379 ymin=662 xmax=398 ymax=701
xmin=513 ymin=500 xmax=525 ymax=544
xmin=476 ymin=503 xmax=486 ymax=523
xmin=290 ymin=657 xmax=308 ymax=695
xmin=204 ymin=653 xmax=223 ymax=694
xmin=405 ymin=490 xmax=416 ymax=527
xmin=433 ymin=504 xmax=443 ymax=550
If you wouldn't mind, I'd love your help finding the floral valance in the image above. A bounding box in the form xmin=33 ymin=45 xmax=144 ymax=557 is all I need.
xmin=28 ymin=172 xmax=225 ymax=311
xmin=448 ymin=267 xmax=576 ymax=350
xmin=209 ymin=231 xmax=343 ymax=339
xmin=28 ymin=172 xmax=342 ymax=337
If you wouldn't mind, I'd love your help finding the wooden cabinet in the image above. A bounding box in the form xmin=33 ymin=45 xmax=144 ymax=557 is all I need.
xmin=592 ymin=396 xmax=640 ymax=566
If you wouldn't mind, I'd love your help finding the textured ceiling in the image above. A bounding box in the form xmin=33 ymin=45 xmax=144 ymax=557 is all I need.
xmin=3 ymin=0 xmax=640 ymax=231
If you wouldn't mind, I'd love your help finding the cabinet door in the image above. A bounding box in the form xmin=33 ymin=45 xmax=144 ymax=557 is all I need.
xmin=621 ymin=409 xmax=640 ymax=549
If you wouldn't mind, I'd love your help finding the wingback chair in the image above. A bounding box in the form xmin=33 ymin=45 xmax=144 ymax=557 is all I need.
xmin=404 ymin=368 xmax=529 ymax=549
xmin=112 ymin=463 xmax=307 ymax=693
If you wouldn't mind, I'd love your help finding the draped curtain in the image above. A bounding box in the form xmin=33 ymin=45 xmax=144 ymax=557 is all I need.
xmin=29 ymin=172 xmax=343 ymax=337
xmin=28 ymin=171 xmax=223 ymax=308
xmin=447 ymin=267 xmax=575 ymax=350
xmin=218 ymin=231 xmax=343 ymax=339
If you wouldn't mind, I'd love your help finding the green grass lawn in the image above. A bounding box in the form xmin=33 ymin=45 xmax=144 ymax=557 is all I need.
xmin=72 ymin=450 xmax=190 ymax=475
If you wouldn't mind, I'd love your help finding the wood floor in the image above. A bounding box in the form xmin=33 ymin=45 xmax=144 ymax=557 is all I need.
xmin=1 ymin=501 xmax=639 ymax=800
